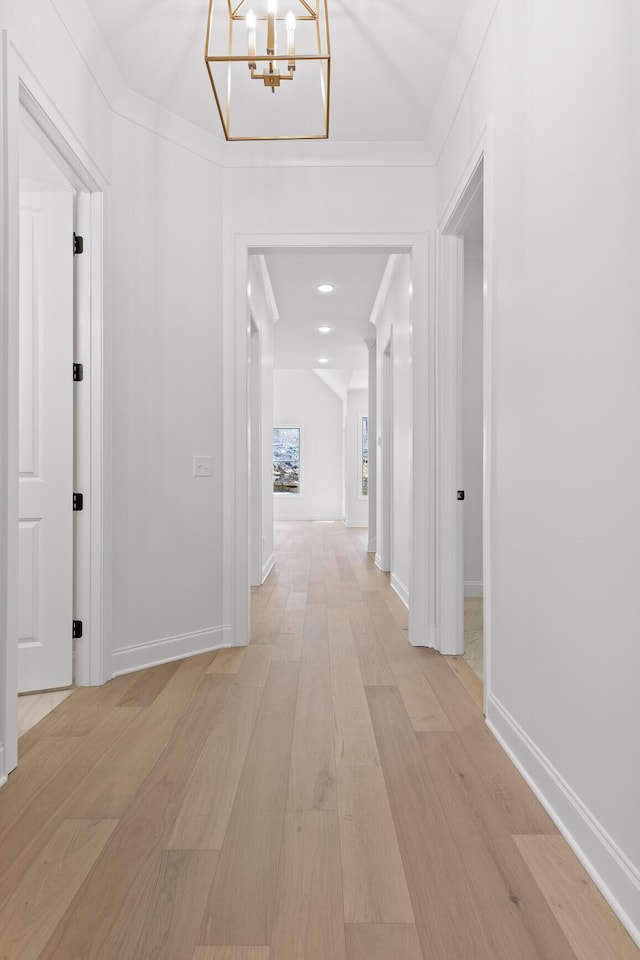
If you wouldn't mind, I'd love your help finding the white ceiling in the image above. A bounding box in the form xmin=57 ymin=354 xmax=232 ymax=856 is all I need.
xmin=263 ymin=250 xmax=388 ymax=388
xmin=83 ymin=0 xmax=470 ymax=143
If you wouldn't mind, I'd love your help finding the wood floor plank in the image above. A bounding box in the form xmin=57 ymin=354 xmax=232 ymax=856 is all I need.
xmin=130 ymin=851 xmax=219 ymax=960
xmin=168 ymin=685 xmax=263 ymax=849
xmin=269 ymin=810 xmax=347 ymax=960
xmin=70 ymin=654 xmax=219 ymax=819
xmin=331 ymin=655 xmax=379 ymax=767
xmin=444 ymin=655 xmax=483 ymax=710
xmin=390 ymin=659 xmax=453 ymax=732
xmin=17 ymin=672 xmax=137 ymax=747
xmin=416 ymin=648 xmax=482 ymax=731
xmin=463 ymin=718 xmax=558 ymax=835
xmin=287 ymin=660 xmax=336 ymax=812
xmin=337 ymin=764 xmax=414 ymax=923
xmin=347 ymin=600 xmax=395 ymax=685
xmin=0 ymin=819 xmax=117 ymax=960
xmin=514 ymin=834 xmax=640 ymax=960
xmin=327 ymin=607 xmax=358 ymax=661
xmin=416 ymin=729 xmax=582 ymax=960
xmin=232 ymin=644 xmax=273 ymax=687
xmin=116 ymin=660 xmax=182 ymax=707
xmin=38 ymin=674 xmax=233 ymax=960
xmin=207 ymin=647 xmax=247 ymax=674
xmin=417 ymin=732 xmax=573 ymax=960
xmin=0 ymin=707 xmax=141 ymax=910
xmin=0 ymin=737 xmax=83 ymax=839
xmin=367 ymin=684 xmax=511 ymax=960
xmin=192 ymin=949 xmax=270 ymax=960
xmin=200 ymin=663 xmax=299 ymax=946
xmin=345 ymin=924 xmax=424 ymax=960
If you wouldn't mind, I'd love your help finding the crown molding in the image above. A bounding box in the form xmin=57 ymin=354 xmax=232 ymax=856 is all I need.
xmin=49 ymin=0 xmax=126 ymax=108
xmin=221 ymin=139 xmax=433 ymax=169
xmin=426 ymin=0 xmax=500 ymax=163
xmin=113 ymin=89 xmax=225 ymax=166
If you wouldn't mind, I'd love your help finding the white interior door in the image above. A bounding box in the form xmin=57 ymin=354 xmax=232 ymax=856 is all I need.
xmin=18 ymin=188 xmax=74 ymax=692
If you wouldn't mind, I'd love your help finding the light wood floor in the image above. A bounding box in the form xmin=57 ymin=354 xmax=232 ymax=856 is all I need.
xmin=0 ymin=521 xmax=637 ymax=960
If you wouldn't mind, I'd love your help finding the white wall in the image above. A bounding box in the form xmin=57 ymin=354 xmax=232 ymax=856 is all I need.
xmin=462 ymin=251 xmax=483 ymax=596
xmin=375 ymin=256 xmax=412 ymax=608
xmin=434 ymin=0 xmax=640 ymax=937
xmin=273 ymin=370 xmax=343 ymax=521
xmin=345 ymin=388 xmax=369 ymax=528
xmin=110 ymin=115 xmax=226 ymax=673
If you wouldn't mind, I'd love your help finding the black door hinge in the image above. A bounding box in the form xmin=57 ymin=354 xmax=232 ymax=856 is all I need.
xmin=457 ymin=490 xmax=465 ymax=501
xmin=72 ymin=620 xmax=83 ymax=639
xmin=73 ymin=233 xmax=84 ymax=256
xmin=73 ymin=493 xmax=84 ymax=512
xmin=73 ymin=362 xmax=84 ymax=382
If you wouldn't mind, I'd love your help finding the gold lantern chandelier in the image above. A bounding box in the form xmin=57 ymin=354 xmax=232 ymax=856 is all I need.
xmin=205 ymin=0 xmax=331 ymax=141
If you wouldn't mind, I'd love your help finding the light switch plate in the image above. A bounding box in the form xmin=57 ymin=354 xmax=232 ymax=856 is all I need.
xmin=193 ymin=456 xmax=212 ymax=477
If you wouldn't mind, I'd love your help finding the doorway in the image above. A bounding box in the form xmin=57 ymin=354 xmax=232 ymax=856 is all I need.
xmin=1 ymin=78 xmax=107 ymax=782
xmin=18 ymin=116 xmax=76 ymax=699
xmin=379 ymin=336 xmax=393 ymax=573
xmin=439 ymin=152 xmax=489 ymax=700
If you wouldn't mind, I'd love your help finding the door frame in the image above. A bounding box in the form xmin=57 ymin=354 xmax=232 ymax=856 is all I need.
xmin=377 ymin=334 xmax=393 ymax=573
xmin=0 ymin=39 xmax=108 ymax=782
xmin=248 ymin=314 xmax=263 ymax=587
xmin=223 ymin=231 xmax=433 ymax=650
xmin=437 ymin=126 xmax=494 ymax=713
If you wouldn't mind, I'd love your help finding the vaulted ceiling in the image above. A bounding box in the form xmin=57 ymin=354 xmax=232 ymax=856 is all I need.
xmin=83 ymin=0 xmax=469 ymax=143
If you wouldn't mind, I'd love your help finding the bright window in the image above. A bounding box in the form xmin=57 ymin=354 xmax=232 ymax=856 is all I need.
xmin=361 ymin=416 xmax=369 ymax=497
xmin=273 ymin=427 xmax=301 ymax=494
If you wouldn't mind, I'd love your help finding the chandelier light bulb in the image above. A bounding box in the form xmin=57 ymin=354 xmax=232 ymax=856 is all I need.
xmin=267 ymin=0 xmax=277 ymax=14
xmin=286 ymin=10 xmax=296 ymax=29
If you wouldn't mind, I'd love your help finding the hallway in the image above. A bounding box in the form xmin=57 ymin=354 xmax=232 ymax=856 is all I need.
xmin=0 ymin=522 xmax=636 ymax=960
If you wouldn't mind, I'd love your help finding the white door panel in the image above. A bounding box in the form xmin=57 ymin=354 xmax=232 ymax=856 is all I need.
xmin=18 ymin=190 xmax=74 ymax=692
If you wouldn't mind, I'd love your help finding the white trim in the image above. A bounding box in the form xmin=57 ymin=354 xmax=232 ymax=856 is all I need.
xmin=253 ymin=255 xmax=279 ymax=325
xmin=367 ymin=537 xmax=376 ymax=553
xmin=487 ymin=695 xmax=640 ymax=949
xmin=369 ymin=254 xmax=400 ymax=329
xmin=390 ymin=573 xmax=410 ymax=609
xmin=464 ymin=581 xmax=483 ymax=598
xmin=426 ymin=0 xmax=500 ymax=164
xmin=374 ymin=553 xmax=384 ymax=571
xmin=437 ymin=124 xmax=495 ymax=718
xmin=0 ymin=42 xmax=109 ymax=783
xmin=344 ymin=520 xmax=367 ymax=528
xmin=112 ymin=626 xmax=232 ymax=676
xmin=261 ymin=552 xmax=275 ymax=583
xmin=227 ymin=232 xmax=431 ymax=655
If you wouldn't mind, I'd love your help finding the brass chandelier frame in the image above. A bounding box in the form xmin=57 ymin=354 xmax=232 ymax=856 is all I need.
xmin=205 ymin=0 xmax=331 ymax=141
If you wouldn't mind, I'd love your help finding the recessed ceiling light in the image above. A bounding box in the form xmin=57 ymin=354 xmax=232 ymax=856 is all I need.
xmin=317 ymin=358 xmax=329 ymax=364
xmin=318 ymin=325 xmax=331 ymax=333
xmin=317 ymin=283 xmax=334 ymax=293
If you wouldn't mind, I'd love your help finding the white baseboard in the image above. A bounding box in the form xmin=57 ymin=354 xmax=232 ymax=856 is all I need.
xmin=464 ymin=580 xmax=484 ymax=598
xmin=375 ymin=554 xmax=386 ymax=572
xmin=487 ymin=694 xmax=640 ymax=948
xmin=390 ymin=573 xmax=410 ymax=608
xmin=262 ymin=553 xmax=275 ymax=583
xmin=112 ymin=626 xmax=233 ymax=677
xmin=344 ymin=520 xmax=368 ymax=528
xmin=367 ymin=536 xmax=376 ymax=553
